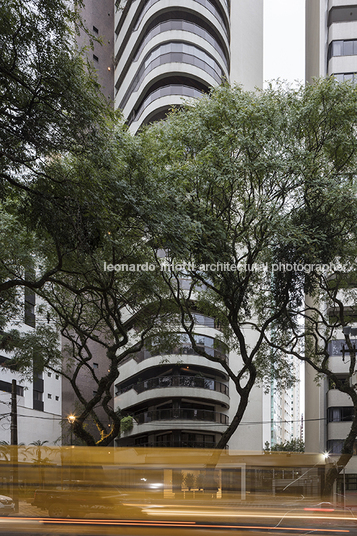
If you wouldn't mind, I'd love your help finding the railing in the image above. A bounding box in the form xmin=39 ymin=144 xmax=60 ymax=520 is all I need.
xmin=133 ymin=0 xmax=229 ymax=37
xmin=136 ymin=440 xmax=219 ymax=448
xmin=116 ymin=375 xmax=229 ymax=396
xmin=132 ymin=84 xmax=204 ymax=124
xmin=134 ymin=344 xmax=228 ymax=364
xmin=133 ymin=408 xmax=229 ymax=425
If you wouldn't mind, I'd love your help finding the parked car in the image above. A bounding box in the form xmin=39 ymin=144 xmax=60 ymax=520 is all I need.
xmin=0 ymin=494 xmax=15 ymax=516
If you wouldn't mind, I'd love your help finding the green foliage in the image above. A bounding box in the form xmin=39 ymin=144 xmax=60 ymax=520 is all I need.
xmin=120 ymin=416 xmax=133 ymax=434
xmin=0 ymin=0 xmax=114 ymax=303
xmin=264 ymin=439 xmax=305 ymax=452
xmin=142 ymin=79 xmax=357 ymax=451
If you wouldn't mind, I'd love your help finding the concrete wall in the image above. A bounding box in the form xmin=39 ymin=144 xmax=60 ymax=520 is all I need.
xmin=230 ymin=0 xmax=264 ymax=89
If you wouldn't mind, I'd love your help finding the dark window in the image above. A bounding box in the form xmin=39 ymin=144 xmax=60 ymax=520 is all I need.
xmin=93 ymin=26 xmax=99 ymax=34
xmin=93 ymin=363 xmax=98 ymax=369
xmin=328 ymin=6 xmax=357 ymax=26
xmin=33 ymin=390 xmax=42 ymax=401
xmin=0 ymin=380 xmax=23 ymax=396
xmin=33 ymin=389 xmax=44 ymax=411
xmin=93 ymin=54 xmax=99 ymax=62
xmin=328 ymin=406 xmax=354 ymax=422
xmin=327 ymin=439 xmax=357 ymax=455
xmin=328 ymin=375 xmax=349 ymax=389
xmin=0 ymin=355 xmax=10 ymax=365
xmin=25 ymin=287 xmax=35 ymax=328
xmin=328 ymin=40 xmax=357 ymax=61
xmin=326 ymin=439 xmax=344 ymax=454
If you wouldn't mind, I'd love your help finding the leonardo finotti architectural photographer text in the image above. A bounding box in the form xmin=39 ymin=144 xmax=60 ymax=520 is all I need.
xmin=103 ymin=261 xmax=347 ymax=273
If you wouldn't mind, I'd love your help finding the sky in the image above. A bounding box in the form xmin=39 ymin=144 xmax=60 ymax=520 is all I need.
xmin=263 ymin=0 xmax=305 ymax=85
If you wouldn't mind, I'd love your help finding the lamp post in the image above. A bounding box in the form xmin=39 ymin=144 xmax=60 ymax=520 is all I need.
xmin=67 ymin=415 xmax=76 ymax=446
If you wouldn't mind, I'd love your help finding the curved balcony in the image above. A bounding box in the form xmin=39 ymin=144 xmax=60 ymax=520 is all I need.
xmin=131 ymin=334 xmax=228 ymax=365
xmin=132 ymin=84 xmax=204 ymax=125
xmin=133 ymin=19 xmax=229 ymax=68
xmin=134 ymin=407 xmax=229 ymax=425
xmin=133 ymin=0 xmax=230 ymax=39
xmin=117 ymin=374 xmax=229 ymax=396
xmin=118 ymin=43 xmax=224 ymax=107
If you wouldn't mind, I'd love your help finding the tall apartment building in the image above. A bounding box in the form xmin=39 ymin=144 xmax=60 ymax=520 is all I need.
xmin=306 ymin=0 xmax=357 ymax=81
xmin=53 ymin=0 xmax=299 ymax=450
xmin=305 ymin=2 xmax=357 ymax=486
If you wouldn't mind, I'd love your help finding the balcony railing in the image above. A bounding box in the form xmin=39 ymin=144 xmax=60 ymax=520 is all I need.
xmin=134 ymin=344 xmax=228 ymax=364
xmin=133 ymin=408 xmax=229 ymax=425
xmin=116 ymin=375 xmax=229 ymax=396
xmin=136 ymin=440 xmax=219 ymax=448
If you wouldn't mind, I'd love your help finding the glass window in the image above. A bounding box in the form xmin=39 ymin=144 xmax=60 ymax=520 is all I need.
xmin=327 ymin=439 xmax=344 ymax=454
xmin=328 ymin=406 xmax=354 ymax=422
xmin=332 ymin=41 xmax=343 ymax=56
xmin=344 ymin=40 xmax=354 ymax=56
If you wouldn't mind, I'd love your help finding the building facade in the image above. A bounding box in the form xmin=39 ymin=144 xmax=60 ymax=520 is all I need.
xmin=78 ymin=0 xmax=300 ymax=451
xmin=306 ymin=0 xmax=357 ymax=81
xmin=305 ymin=2 xmax=357 ymax=492
xmin=115 ymin=314 xmax=230 ymax=448
xmin=0 ymin=291 xmax=62 ymax=446
xmin=114 ymin=0 xmax=231 ymax=132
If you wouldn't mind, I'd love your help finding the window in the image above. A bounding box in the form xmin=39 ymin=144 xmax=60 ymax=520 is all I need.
xmin=326 ymin=439 xmax=356 ymax=454
xmin=93 ymin=26 xmax=99 ymax=34
xmin=47 ymin=372 xmax=52 ymax=377
xmin=55 ymin=396 xmax=59 ymax=401
xmin=328 ymin=406 xmax=354 ymax=422
xmin=24 ymin=286 xmax=35 ymax=328
xmin=93 ymin=363 xmax=98 ymax=369
xmin=55 ymin=374 xmax=59 ymax=380
xmin=93 ymin=54 xmax=99 ymax=62
xmin=329 ymin=40 xmax=357 ymax=61
xmin=329 ymin=375 xmax=348 ymax=389
xmin=0 ymin=380 xmax=23 ymax=396
xmin=47 ymin=393 xmax=52 ymax=399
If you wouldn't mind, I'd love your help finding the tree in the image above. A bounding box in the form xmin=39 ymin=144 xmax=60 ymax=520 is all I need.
xmin=142 ymin=82 xmax=307 ymax=450
xmin=142 ymin=79 xmax=357 ymax=465
xmin=256 ymin=79 xmax=357 ymax=497
xmin=0 ymin=0 xmax=114 ymax=325
xmin=264 ymin=439 xmax=305 ymax=452
xmin=2 ymin=124 xmax=182 ymax=446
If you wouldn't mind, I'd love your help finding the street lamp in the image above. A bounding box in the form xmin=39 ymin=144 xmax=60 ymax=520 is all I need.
xmin=67 ymin=415 xmax=76 ymax=445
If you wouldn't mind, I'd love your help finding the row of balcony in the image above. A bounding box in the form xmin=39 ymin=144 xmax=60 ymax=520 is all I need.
xmin=133 ymin=407 xmax=229 ymax=425
xmin=134 ymin=344 xmax=228 ymax=364
xmin=116 ymin=374 xmax=229 ymax=396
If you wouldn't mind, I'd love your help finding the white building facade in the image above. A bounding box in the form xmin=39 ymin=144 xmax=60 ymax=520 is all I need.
xmin=83 ymin=0 xmax=300 ymax=451
xmin=0 ymin=290 xmax=62 ymax=446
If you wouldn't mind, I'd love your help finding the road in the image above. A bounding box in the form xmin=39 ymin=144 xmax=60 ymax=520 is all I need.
xmin=2 ymin=510 xmax=357 ymax=536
